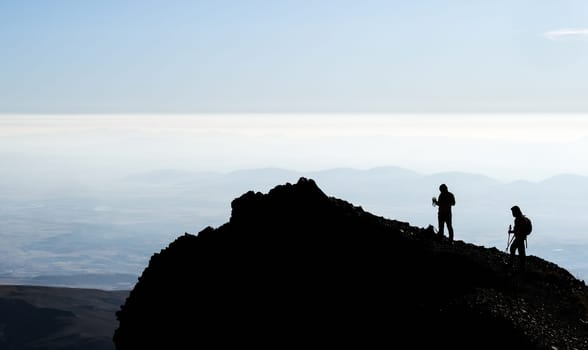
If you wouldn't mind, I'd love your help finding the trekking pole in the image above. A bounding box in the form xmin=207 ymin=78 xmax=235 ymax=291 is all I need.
xmin=505 ymin=225 xmax=513 ymax=251
xmin=507 ymin=234 xmax=515 ymax=251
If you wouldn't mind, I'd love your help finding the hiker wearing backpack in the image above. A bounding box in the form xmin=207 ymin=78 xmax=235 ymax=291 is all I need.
xmin=507 ymin=205 xmax=532 ymax=271
xmin=432 ymin=184 xmax=456 ymax=242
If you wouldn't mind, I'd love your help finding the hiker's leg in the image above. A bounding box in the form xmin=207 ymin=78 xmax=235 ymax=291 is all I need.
xmin=509 ymin=239 xmax=517 ymax=266
xmin=519 ymin=240 xmax=526 ymax=270
xmin=446 ymin=214 xmax=454 ymax=241
xmin=437 ymin=213 xmax=445 ymax=237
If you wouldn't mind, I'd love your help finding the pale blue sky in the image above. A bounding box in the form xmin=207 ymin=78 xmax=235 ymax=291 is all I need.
xmin=1 ymin=0 xmax=587 ymax=113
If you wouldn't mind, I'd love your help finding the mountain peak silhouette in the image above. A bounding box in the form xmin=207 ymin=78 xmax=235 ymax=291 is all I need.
xmin=114 ymin=177 xmax=588 ymax=349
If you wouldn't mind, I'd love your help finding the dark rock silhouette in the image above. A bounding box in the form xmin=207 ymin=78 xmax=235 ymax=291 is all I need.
xmin=113 ymin=177 xmax=588 ymax=349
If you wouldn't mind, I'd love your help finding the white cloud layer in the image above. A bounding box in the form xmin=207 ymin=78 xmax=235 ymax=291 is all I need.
xmin=2 ymin=114 xmax=588 ymax=182
xmin=544 ymin=28 xmax=588 ymax=40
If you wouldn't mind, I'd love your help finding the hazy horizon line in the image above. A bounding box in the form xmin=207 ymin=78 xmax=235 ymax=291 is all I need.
xmin=2 ymin=113 xmax=587 ymax=184
xmin=2 ymin=112 xmax=588 ymax=116
xmin=131 ymin=165 xmax=588 ymax=184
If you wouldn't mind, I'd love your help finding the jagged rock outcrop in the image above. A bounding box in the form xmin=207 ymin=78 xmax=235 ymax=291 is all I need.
xmin=113 ymin=178 xmax=588 ymax=349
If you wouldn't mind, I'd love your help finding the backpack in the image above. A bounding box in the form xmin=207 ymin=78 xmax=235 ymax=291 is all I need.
xmin=522 ymin=216 xmax=532 ymax=236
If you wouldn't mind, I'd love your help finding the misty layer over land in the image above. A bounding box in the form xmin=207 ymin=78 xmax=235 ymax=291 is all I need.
xmin=1 ymin=167 xmax=587 ymax=290
xmin=114 ymin=178 xmax=588 ymax=349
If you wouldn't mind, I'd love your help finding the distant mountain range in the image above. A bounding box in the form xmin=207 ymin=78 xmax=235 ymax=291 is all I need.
xmin=124 ymin=166 xmax=588 ymax=280
xmin=114 ymin=178 xmax=588 ymax=349
xmin=0 ymin=273 xmax=137 ymax=291
xmin=1 ymin=165 xmax=587 ymax=290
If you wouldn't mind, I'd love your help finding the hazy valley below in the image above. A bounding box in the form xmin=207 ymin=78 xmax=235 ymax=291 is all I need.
xmin=1 ymin=166 xmax=588 ymax=290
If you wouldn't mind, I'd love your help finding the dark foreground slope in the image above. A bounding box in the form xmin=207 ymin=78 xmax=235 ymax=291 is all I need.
xmin=0 ymin=285 xmax=128 ymax=350
xmin=114 ymin=178 xmax=588 ymax=349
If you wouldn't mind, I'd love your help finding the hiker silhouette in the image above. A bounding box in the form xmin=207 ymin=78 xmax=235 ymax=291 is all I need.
xmin=507 ymin=205 xmax=531 ymax=271
xmin=432 ymin=184 xmax=455 ymax=241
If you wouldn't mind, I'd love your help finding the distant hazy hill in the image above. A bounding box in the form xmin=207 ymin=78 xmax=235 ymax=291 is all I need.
xmin=123 ymin=166 xmax=588 ymax=279
xmin=2 ymin=166 xmax=587 ymax=292
xmin=114 ymin=178 xmax=588 ymax=349
xmin=0 ymin=273 xmax=138 ymax=291
xmin=0 ymin=285 xmax=128 ymax=350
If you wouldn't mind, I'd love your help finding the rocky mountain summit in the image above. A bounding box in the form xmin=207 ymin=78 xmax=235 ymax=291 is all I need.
xmin=113 ymin=178 xmax=588 ymax=349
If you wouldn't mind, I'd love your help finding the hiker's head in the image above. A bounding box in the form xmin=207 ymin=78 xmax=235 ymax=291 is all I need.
xmin=439 ymin=184 xmax=448 ymax=192
xmin=511 ymin=205 xmax=522 ymax=217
